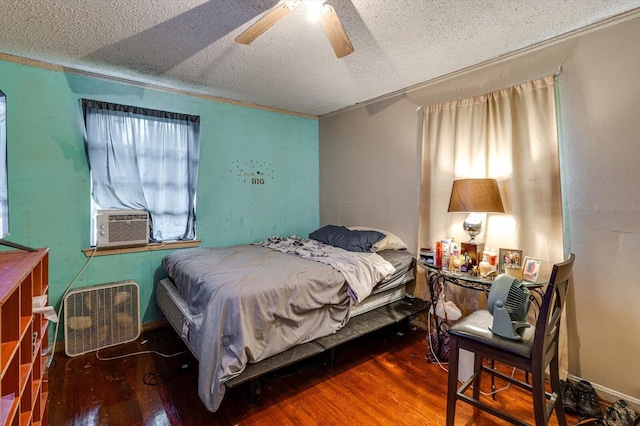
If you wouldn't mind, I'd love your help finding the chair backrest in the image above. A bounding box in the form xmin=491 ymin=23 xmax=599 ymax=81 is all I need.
xmin=533 ymin=253 xmax=575 ymax=365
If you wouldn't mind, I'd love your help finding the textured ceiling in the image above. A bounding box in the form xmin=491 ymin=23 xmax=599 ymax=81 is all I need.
xmin=1 ymin=0 xmax=640 ymax=116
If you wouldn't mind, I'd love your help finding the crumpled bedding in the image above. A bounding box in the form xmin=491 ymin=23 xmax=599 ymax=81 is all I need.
xmin=161 ymin=236 xmax=395 ymax=412
xmin=253 ymin=235 xmax=396 ymax=303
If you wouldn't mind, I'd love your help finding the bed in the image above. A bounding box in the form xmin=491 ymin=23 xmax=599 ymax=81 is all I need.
xmin=155 ymin=226 xmax=417 ymax=412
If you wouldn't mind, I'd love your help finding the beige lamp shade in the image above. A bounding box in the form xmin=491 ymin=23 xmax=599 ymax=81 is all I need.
xmin=447 ymin=179 xmax=505 ymax=213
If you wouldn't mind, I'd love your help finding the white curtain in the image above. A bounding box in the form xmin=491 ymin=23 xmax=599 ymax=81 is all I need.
xmin=417 ymin=75 xmax=567 ymax=376
xmin=83 ymin=100 xmax=200 ymax=242
xmin=418 ymin=75 xmax=563 ymax=278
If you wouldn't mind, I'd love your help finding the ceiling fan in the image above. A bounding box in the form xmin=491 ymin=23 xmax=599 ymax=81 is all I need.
xmin=235 ymin=1 xmax=354 ymax=58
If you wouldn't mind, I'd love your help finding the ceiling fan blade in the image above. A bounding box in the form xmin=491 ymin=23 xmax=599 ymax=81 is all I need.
xmin=235 ymin=3 xmax=298 ymax=45
xmin=319 ymin=5 xmax=354 ymax=58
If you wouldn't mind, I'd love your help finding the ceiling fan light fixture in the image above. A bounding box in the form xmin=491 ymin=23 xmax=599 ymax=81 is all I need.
xmin=235 ymin=0 xmax=353 ymax=58
xmin=305 ymin=1 xmax=326 ymax=22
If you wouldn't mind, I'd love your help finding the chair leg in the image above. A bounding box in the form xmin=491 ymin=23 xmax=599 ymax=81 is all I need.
xmin=445 ymin=335 xmax=461 ymax=426
xmin=489 ymin=359 xmax=499 ymax=399
xmin=531 ymin=365 xmax=549 ymax=425
xmin=472 ymin=351 xmax=483 ymax=401
xmin=549 ymin=355 xmax=568 ymax=426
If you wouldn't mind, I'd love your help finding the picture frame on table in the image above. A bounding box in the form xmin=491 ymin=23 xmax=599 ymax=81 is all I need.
xmin=498 ymin=248 xmax=523 ymax=273
xmin=522 ymin=257 xmax=542 ymax=282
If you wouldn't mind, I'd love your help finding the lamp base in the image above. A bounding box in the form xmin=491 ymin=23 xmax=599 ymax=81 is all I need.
xmin=463 ymin=213 xmax=483 ymax=242
xmin=461 ymin=242 xmax=484 ymax=269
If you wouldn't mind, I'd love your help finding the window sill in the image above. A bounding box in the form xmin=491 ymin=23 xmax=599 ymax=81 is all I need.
xmin=83 ymin=240 xmax=201 ymax=257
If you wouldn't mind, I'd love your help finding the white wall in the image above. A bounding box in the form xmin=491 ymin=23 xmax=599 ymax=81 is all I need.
xmin=320 ymin=14 xmax=640 ymax=404
xmin=557 ymin=16 xmax=640 ymax=402
xmin=319 ymin=97 xmax=423 ymax=254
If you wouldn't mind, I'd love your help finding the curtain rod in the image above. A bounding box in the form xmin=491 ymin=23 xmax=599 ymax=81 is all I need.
xmin=554 ymin=66 xmax=563 ymax=78
xmin=416 ymin=66 xmax=565 ymax=114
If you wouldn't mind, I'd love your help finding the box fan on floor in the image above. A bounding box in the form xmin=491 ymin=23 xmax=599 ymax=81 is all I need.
xmin=64 ymin=280 xmax=140 ymax=357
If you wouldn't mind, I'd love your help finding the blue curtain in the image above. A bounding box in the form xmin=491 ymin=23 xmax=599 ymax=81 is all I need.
xmin=83 ymin=99 xmax=200 ymax=242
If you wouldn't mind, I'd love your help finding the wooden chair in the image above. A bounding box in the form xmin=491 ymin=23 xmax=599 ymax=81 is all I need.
xmin=445 ymin=253 xmax=575 ymax=426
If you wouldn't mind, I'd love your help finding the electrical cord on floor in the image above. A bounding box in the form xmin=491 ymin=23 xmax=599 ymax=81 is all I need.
xmin=478 ymin=366 xmax=516 ymax=397
xmin=46 ymin=356 xmax=57 ymax=369
xmin=143 ymin=364 xmax=190 ymax=386
xmin=47 ymin=247 xmax=98 ymax=368
xmin=426 ymin=308 xmax=449 ymax=373
xmin=96 ymin=348 xmax=188 ymax=361
xmin=425 ymin=308 xmax=516 ymax=396
xmin=93 ymin=340 xmax=190 ymax=386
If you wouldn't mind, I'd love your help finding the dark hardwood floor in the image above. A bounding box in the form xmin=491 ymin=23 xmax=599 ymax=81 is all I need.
xmin=49 ymin=323 xmax=583 ymax=425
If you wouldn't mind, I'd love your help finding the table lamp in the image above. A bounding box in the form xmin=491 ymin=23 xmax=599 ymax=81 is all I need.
xmin=447 ymin=178 xmax=505 ymax=243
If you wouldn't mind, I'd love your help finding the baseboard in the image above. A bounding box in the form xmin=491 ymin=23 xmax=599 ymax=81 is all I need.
xmin=410 ymin=318 xmax=428 ymax=331
xmin=53 ymin=339 xmax=65 ymax=354
xmin=142 ymin=318 xmax=169 ymax=331
xmin=568 ymin=374 xmax=640 ymax=413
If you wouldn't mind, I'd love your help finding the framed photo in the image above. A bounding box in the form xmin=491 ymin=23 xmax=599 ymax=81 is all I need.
xmin=498 ymin=248 xmax=523 ymax=273
xmin=522 ymin=257 xmax=542 ymax=282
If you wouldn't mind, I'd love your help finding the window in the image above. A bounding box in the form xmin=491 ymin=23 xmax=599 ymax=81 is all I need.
xmin=83 ymin=99 xmax=200 ymax=244
xmin=0 ymin=90 xmax=7 ymax=239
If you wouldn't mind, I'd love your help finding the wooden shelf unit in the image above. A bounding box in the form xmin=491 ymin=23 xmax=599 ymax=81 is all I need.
xmin=0 ymin=248 xmax=49 ymax=426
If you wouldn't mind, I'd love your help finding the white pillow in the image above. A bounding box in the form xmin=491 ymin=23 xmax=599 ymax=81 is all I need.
xmin=347 ymin=226 xmax=408 ymax=252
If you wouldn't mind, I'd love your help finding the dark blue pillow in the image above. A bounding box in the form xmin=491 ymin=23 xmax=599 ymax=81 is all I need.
xmin=309 ymin=224 xmax=345 ymax=242
xmin=309 ymin=225 xmax=385 ymax=252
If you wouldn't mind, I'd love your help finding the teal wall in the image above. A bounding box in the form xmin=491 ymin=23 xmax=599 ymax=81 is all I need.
xmin=0 ymin=59 xmax=319 ymax=324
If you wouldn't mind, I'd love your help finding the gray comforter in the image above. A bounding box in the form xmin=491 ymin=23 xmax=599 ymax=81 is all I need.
xmin=162 ymin=238 xmax=395 ymax=412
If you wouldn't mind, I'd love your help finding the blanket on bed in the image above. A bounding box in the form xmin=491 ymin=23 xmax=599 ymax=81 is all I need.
xmin=253 ymin=235 xmax=396 ymax=303
xmin=162 ymin=238 xmax=395 ymax=412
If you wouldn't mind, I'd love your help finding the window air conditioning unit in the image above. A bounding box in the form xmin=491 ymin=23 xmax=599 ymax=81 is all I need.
xmin=96 ymin=209 xmax=149 ymax=248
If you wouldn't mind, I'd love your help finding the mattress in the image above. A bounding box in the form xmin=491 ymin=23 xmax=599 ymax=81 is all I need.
xmin=156 ymin=249 xmax=415 ymax=360
xmin=156 ymin=277 xmax=202 ymax=357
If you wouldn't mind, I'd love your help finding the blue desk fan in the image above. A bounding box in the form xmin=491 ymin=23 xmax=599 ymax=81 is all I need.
xmin=488 ymin=274 xmax=532 ymax=340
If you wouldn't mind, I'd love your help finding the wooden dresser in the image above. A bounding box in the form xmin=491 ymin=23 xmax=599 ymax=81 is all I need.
xmin=0 ymin=248 xmax=49 ymax=426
